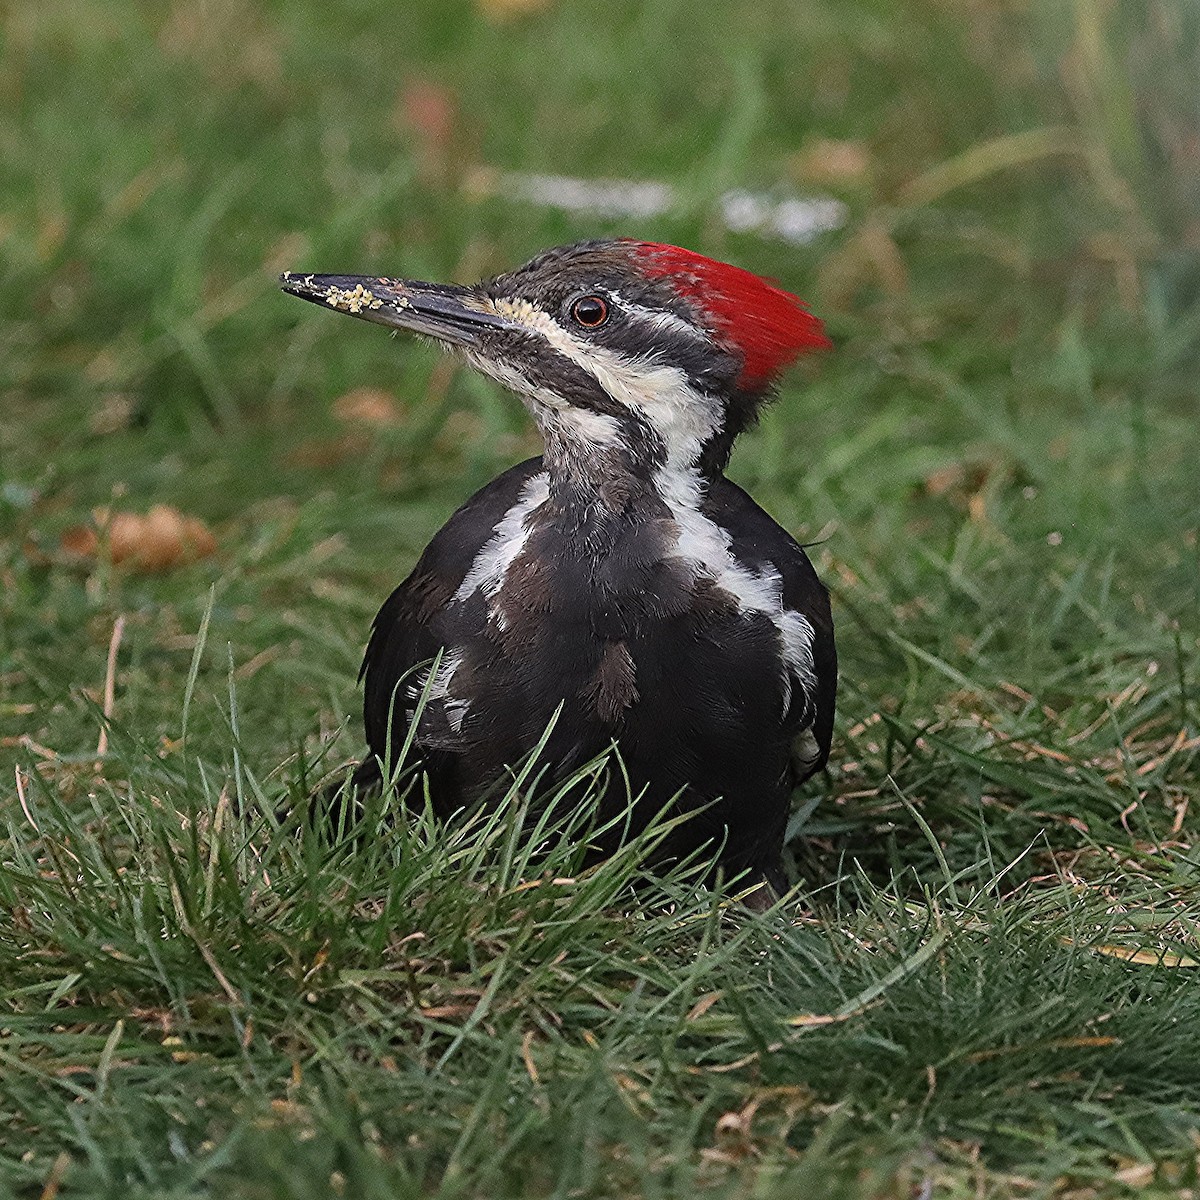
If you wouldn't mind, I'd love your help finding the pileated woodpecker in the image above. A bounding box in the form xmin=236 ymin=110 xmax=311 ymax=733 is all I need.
xmin=282 ymin=239 xmax=835 ymax=901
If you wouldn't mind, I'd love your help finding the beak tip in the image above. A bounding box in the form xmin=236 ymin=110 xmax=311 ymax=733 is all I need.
xmin=279 ymin=272 xmax=402 ymax=316
xmin=278 ymin=271 xmax=509 ymax=344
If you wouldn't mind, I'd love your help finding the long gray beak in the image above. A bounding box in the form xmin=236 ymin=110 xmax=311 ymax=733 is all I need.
xmin=280 ymin=272 xmax=519 ymax=347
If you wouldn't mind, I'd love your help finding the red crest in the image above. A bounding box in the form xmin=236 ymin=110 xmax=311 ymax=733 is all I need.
xmin=629 ymin=242 xmax=831 ymax=388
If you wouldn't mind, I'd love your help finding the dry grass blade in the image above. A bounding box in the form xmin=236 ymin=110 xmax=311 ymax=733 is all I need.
xmin=95 ymin=614 xmax=125 ymax=760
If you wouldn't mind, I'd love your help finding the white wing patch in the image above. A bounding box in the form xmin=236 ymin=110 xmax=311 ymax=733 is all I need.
xmin=657 ymin=466 xmax=817 ymax=715
xmin=793 ymin=727 xmax=823 ymax=767
xmin=409 ymin=649 xmax=470 ymax=735
xmin=463 ymin=353 xmax=624 ymax=451
xmin=454 ymin=472 xmax=550 ymax=609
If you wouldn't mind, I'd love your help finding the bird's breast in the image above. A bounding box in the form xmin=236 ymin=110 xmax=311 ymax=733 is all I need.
xmin=407 ymin=468 xmax=815 ymax=759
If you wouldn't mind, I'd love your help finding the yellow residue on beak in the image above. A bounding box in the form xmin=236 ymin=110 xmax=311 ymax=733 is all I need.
xmin=323 ymin=283 xmax=388 ymax=314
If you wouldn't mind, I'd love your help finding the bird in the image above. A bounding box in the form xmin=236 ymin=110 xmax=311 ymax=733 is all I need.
xmin=281 ymin=239 xmax=835 ymax=904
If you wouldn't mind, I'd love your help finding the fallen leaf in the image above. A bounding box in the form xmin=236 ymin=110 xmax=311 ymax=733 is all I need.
xmin=61 ymin=506 xmax=217 ymax=573
xmin=331 ymin=387 xmax=402 ymax=427
xmin=393 ymin=78 xmax=463 ymax=183
xmin=476 ymin=0 xmax=555 ymax=19
xmin=923 ymin=464 xmax=965 ymax=497
xmin=792 ymin=138 xmax=871 ymax=188
xmin=89 ymin=393 xmax=137 ymax=435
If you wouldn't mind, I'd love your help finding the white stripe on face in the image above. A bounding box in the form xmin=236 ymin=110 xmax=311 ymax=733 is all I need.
xmin=463 ymin=353 xmax=624 ymax=450
xmin=613 ymin=296 xmax=706 ymax=343
xmin=488 ymin=297 xmax=721 ymax=469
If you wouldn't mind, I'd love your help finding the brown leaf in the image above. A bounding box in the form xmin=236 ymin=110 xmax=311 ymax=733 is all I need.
xmin=393 ymin=78 xmax=464 ymax=184
xmin=61 ymin=506 xmax=217 ymax=573
xmin=89 ymin=393 xmax=137 ymax=436
xmin=476 ymin=0 xmax=556 ymax=19
xmin=792 ymin=138 xmax=872 ymax=188
xmin=923 ymin=464 xmax=965 ymax=497
xmin=331 ymin=387 xmax=402 ymax=427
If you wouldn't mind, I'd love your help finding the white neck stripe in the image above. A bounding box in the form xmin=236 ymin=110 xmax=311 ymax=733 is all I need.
xmin=489 ymin=297 xmax=721 ymax=470
xmin=655 ymin=465 xmax=817 ymax=710
xmin=453 ymin=473 xmax=550 ymax=607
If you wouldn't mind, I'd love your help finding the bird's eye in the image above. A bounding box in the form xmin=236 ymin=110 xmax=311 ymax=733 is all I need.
xmin=570 ymin=295 xmax=609 ymax=328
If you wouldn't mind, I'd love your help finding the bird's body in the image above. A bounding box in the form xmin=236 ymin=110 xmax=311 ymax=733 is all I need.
xmin=283 ymin=238 xmax=836 ymax=895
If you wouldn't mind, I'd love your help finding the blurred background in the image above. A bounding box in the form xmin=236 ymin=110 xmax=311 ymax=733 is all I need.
xmin=1 ymin=0 xmax=1198 ymax=865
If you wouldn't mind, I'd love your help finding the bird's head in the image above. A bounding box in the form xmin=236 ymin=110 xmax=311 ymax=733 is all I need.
xmin=282 ymin=239 xmax=829 ymax=478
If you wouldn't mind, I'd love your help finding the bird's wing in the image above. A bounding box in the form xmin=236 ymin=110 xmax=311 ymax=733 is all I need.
xmin=359 ymin=457 xmax=547 ymax=764
xmin=705 ymin=478 xmax=837 ymax=783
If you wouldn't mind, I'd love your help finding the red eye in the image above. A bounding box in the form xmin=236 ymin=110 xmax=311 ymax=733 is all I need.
xmin=571 ymin=295 xmax=609 ymax=328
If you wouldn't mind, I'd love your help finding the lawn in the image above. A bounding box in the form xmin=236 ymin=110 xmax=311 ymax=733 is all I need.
xmin=2 ymin=1 xmax=1199 ymax=1196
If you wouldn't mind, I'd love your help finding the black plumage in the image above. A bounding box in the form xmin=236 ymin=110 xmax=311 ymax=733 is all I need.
xmin=282 ymin=239 xmax=836 ymax=898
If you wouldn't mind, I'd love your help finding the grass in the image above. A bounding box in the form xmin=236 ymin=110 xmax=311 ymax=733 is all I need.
xmin=2 ymin=0 xmax=1199 ymax=1195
